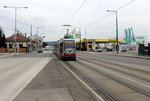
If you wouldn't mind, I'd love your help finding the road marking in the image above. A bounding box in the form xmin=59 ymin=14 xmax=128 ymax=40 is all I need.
xmin=60 ymin=60 xmax=105 ymax=101
xmin=78 ymin=56 xmax=150 ymax=89
xmin=100 ymin=67 xmax=150 ymax=88
xmin=8 ymin=57 xmax=52 ymax=101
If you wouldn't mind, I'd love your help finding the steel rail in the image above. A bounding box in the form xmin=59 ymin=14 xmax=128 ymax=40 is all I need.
xmin=77 ymin=56 xmax=150 ymax=82
xmin=64 ymin=61 xmax=116 ymax=101
xmin=78 ymin=55 xmax=150 ymax=74
xmin=76 ymin=57 xmax=150 ymax=97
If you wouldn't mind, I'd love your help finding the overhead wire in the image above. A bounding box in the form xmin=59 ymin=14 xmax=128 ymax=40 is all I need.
xmin=0 ymin=14 xmax=38 ymax=28
xmin=86 ymin=0 xmax=136 ymax=27
xmin=116 ymin=0 xmax=136 ymax=11
xmin=68 ymin=0 xmax=87 ymax=24
xmin=0 ymin=15 xmax=46 ymax=38
xmin=86 ymin=13 xmax=113 ymax=27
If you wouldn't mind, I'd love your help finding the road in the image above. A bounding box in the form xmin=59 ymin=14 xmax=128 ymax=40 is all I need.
xmin=0 ymin=51 xmax=150 ymax=101
xmin=0 ymin=51 xmax=52 ymax=101
xmin=77 ymin=51 xmax=150 ymax=67
xmin=62 ymin=51 xmax=150 ymax=101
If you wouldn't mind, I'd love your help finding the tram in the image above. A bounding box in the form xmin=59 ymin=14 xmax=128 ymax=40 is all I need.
xmin=54 ymin=38 xmax=76 ymax=60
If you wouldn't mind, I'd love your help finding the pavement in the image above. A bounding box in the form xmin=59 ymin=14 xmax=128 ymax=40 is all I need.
xmin=13 ymin=56 xmax=97 ymax=101
xmin=0 ymin=53 xmax=15 ymax=58
xmin=0 ymin=52 xmax=36 ymax=58
xmin=1 ymin=51 xmax=149 ymax=101
xmin=1 ymin=51 xmax=150 ymax=60
xmin=83 ymin=51 xmax=150 ymax=60
xmin=0 ymin=52 xmax=51 ymax=101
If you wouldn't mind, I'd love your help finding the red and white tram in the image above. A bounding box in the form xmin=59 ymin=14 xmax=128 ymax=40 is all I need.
xmin=54 ymin=38 xmax=76 ymax=60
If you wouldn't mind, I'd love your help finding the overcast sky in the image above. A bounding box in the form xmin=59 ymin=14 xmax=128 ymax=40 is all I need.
xmin=0 ymin=0 xmax=150 ymax=42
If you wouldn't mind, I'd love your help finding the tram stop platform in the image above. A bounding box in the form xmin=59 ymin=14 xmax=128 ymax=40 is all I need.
xmin=13 ymin=56 xmax=97 ymax=101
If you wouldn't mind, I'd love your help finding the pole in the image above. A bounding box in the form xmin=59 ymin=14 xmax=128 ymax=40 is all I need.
xmin=37 ymin=27 xmax=39 ymax=46
xmin=14 ymin=8 xmax=17 ymax=55
xmin=116 ymin=11 xmax=119 ymax=54
xmin=66 ymin=29 xmax=69 ymax=35
xmin=107 ymin=10 xmax=119 ymax=54
xmin=3 ymin=6 xmax=28 ymax=55
xmin=36 ymin=27 xmax=44 ymax=47
xmin=30 ymin=25 xmax=32 ymax=51
xmin=85 ymin=29 xmax=88 ymax=51
xmin=79 ymin=28 xmax=82 ymax=51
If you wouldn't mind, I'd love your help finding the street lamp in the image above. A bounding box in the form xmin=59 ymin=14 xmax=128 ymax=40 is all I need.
xmin=107 ymin=10 xmax=119 ymax=54
xmin=3 ymin=6 xmax=28 ymax=55
xmin=36 ymin=27 xmax=44 ymax=46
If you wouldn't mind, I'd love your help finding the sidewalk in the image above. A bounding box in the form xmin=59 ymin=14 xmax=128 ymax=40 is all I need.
xmin=0 ymin=53 xmax=15 ymax=58
xmin=0 ymin=52 xmax=36 ymax=58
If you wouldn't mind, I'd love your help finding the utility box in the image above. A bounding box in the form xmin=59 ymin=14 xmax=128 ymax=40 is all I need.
xmin=138 ymin=44 xmax=145 ymax=56
xmin=148 ymin=43 xmax=150 ymax=56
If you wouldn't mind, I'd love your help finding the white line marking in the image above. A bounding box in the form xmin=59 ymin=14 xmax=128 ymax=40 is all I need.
xmin=60 ymin=60 xmax=105 ymax=101
xmin=101 ymin=67 xmax=150 ymax=88
xmin=78 ymin=56 xmax=150 ymax=89
xmin=9 ymin=57 xmax=52 ymax=101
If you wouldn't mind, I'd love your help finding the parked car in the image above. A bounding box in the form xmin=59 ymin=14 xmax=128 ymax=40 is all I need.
xmin=45 ymin=46 xmax=50 ymax=50
xmin=37 ymin=47 xmax=43 ymax=53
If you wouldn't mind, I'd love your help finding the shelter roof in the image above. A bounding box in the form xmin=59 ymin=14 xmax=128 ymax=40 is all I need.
xmin=76 ymin=38 xmax=123 ymax=43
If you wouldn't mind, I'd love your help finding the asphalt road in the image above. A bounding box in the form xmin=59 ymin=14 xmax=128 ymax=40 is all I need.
xmin=13 ymin=53 xmax=96 ymax=101
xmin=74 ymin=51 xmax=150 ymax=101
xmin=1 ymin=51 xmax=149 ymax=101
xmin=0 ymin=51 xmax=52 ymax=101
xmin=77 ymin=51 xmax=150 ymax=67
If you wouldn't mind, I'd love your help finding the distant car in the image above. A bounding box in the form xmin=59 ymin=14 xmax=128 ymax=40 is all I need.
xmin=42 ymin=48 xmax=45 ymax=51
xmin=37 ymin=47 xmax=43 ymax=53
xmin=97 ymin=48 xmax=107 ymax=52
xmin=45 ymin=46 xmax=50 ymax=50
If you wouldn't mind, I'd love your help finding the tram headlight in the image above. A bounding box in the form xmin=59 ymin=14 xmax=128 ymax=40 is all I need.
xmin=70 ymin=51 xmax=75 ymax=54
xmin=64 ymin=51 xmax=69 ymax=54
xmin=64 ymin=50 xmax=75 ymax=54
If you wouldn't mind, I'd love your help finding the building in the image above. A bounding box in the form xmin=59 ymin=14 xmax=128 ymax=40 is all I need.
xmin=6 ymin=32 xmax=30 ymax=53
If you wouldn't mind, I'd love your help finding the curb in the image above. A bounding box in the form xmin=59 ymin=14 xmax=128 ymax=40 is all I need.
xmin=60 ymin=60 xmax=104 ymax=101
xmin=0 ymin=54 xmax=13 ymax=58
xmin=0 ymin=53 xmax=28 ymax=59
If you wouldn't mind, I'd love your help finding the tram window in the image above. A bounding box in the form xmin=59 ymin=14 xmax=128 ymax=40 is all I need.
xmin=60 ymin=42 xmax=63 ymax=52
xmin=64 ymin=43 xmax=75 ymax=49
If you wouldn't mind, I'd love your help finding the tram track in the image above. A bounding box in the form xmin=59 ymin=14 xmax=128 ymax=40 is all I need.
xmin=61 ymin=57 xmax=150 ymax=101
xmin=77 ymin=55 xmax=150 ymax=74
xmin=62 ymin=61 xmax=116 ymax=101
xmin=77 ymin=56 xmax=150 ymax=82
xmin=76 ymin=57 xmax=150 ymax=97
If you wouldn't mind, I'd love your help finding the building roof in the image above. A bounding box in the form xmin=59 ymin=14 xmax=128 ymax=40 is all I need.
xmin=6 ymin=33 xmax=29 ymax=42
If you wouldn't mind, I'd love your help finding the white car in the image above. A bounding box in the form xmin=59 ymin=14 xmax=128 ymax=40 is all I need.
xmin=45 ymin=46 xmax=50 ymax=50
